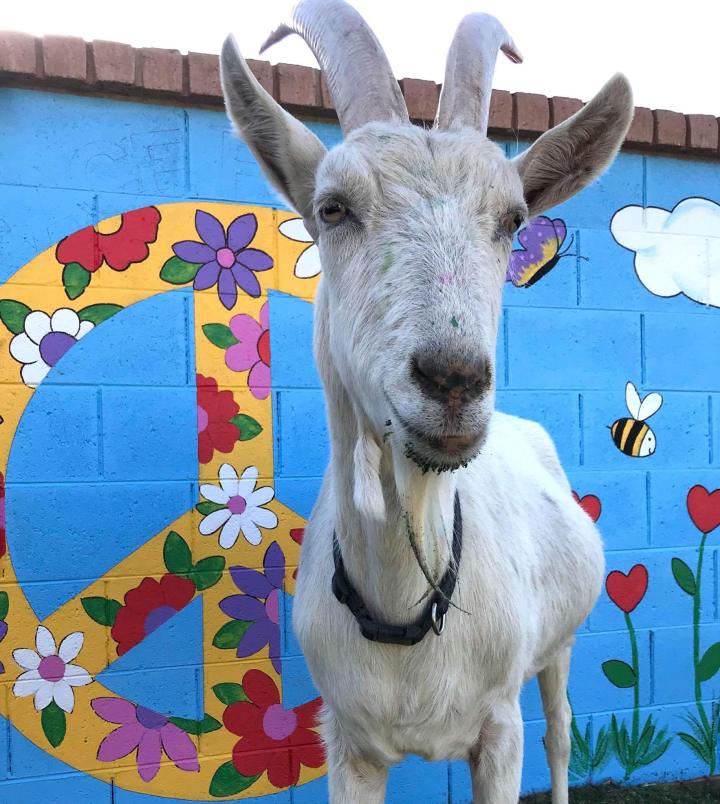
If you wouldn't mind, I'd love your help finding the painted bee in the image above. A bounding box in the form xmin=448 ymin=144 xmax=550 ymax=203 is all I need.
xmin=610 ymin=382 xmax=663 ymax=458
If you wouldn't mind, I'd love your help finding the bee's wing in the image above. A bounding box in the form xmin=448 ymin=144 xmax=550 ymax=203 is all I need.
xmin=625 ymin=381 xmax=642 ymax=419
xmin=638 ymin=392 xmax=663 ymax=421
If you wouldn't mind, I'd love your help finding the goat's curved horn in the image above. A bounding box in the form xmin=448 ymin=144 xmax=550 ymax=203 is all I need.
xmin=260 ymin=0 xmax=409 ymax=133
xmin=436 ymin=13 xmax=522 ymax=133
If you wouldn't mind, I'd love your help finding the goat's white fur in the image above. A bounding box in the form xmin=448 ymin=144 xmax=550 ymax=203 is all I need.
xmin=220 ymin=3 xmax=633 ymax=801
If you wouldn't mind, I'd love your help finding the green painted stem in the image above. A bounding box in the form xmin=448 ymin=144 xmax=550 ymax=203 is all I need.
xmin=625 ymin=611 xmax=640 ymax=751
xmin=693 ymin=530 xmax=713 ymax=772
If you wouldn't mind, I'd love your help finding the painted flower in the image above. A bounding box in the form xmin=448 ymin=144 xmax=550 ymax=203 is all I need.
xmin=606 ymin=564 xmax=649 ymax=614
xmin=687 ymin=484 xmax=720 ymax=534
xmin=9 ymin=308 xmax=94 ymax=387
xmin=93 ymin=697 xmax=199 ymax=782
xmin=196 ymin=373 xmax=240 ymax=464
xmin=223 ymin=669 xmax=324 ymax=788
xmin=290 ymin=528 xmax=304 ymax=581
xmin=0 ymin=590 xmax=9 ymax=675
xmin=55 ymin=207 xmax=161 ymax=272
xmin=279 ymin=218 xmax=321 ymax=279
xmin=572 ymin=491 xmax=602 ymax=523
xmin=111 ymin=574 xmax=196 ymax=656
xmin=13 ymin=626 xmax=92 ymax=712
xmin=220 ymin=542 xmax=285 ymax=672
xmin=173 ymin=211 xmax=273 ymax=309
xmin=226 ymin=302 xmax=271 ymax=400
xmin=199 ymin=464 xmax=277 ymax=549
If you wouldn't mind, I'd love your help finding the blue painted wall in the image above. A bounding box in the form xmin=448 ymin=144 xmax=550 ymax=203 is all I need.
xmin=1 ymin=86 xmax=719 ymax=801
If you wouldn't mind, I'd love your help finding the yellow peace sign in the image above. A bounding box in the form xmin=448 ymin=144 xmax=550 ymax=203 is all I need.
xmin=0 ymin=201 xmax=324 ymax=800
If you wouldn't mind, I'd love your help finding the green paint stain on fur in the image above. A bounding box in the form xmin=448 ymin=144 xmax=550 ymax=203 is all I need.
xmin=451 ymin=315 xmax=459 ymax=329
xmin=380 ymin=248 xmax=394 ymax=274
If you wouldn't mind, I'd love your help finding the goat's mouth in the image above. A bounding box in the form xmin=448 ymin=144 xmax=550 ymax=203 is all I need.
xmin=386 ymin=401 xmax=485 ymax=473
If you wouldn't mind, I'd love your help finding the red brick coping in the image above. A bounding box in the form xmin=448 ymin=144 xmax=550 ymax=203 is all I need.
xmin=1 ymin=31 xmax=718 ymax=157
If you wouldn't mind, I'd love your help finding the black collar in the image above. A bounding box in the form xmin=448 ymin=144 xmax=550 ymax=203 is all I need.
xmin=331 ymin=492 xmax=463 ymax=646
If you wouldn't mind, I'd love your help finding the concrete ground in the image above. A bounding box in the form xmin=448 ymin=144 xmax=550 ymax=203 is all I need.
xmin=522 ymin=779 xmax=720 ymax=802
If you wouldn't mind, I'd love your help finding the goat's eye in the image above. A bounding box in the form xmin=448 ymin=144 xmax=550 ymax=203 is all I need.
xmin=501 ymin=212 xmax=524 ymax=236
xmin=320 ymin=200 xmax=348 ymax=224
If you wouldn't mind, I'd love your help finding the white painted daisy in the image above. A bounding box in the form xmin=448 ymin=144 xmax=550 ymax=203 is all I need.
xmin=199 ymin=464 xmax=278 ymax=548
xmin=9 ymin=308 xmax=94 ymax=388
xmin=279 ymin=218 xmax=321 ymax=279
xmin=13 ymin=626 xmax=93 ymax=713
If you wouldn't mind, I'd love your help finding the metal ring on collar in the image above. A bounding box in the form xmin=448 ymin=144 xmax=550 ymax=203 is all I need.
xmin=430 ymin=601 xmax=446 ymax=636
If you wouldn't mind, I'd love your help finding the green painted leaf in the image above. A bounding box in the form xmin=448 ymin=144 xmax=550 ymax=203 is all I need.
xmin=0 ymin=299 xmax=31 ymax=334
xmin=679 ymin=732 xmax=710 ymax=764
xmin=602 ymin=659 xmax=636 ymax=689
xmin=164 ymin=531 xmax=193 ymax=575
xmin=169 ymin=713 xmax=222 ymax=735
xmin=41 ymin=701 xmax=66 ymax=748
xmin=196 ymin=501 xmax=226 ymax=516
xmin=697 ymin=641 xmax=720 ymax=682
xmin=212 ymin=682 xmax=248 ymax=705
xmin=209 ymin=761 xmax=259 ymax=797
xmin=0 ymin=591 xmax=9 ymax=621
xmin=77 ymin=303 xmax=123 ymax=325
xmin=592 ymin=726 xmax=612 ymax=773
xmin=81 ymin=596 xmax=122 ymax=627
xmin=202 ymin=323 xmax=238 ymax=349
xmin=160 ymin=256 xmax=201 ymax=285
xmin=212 ymin=620 xmax=251 ymax=650
xmin=62 ymin=263 xmax=91 ymax=300
xmin=230 ymin=413 xmax=263 ymax=442
xmin=672 ymin=557 xmax=697 ymax=596
xmin=190 ymin=556 xmax=226 ymax=591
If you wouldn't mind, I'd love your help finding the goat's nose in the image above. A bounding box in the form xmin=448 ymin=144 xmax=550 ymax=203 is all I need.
xmin=411 ymin=351 xmax=492 ymax=405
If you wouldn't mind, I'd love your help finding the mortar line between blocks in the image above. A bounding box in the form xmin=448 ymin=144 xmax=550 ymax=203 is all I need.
xmin=708 ymin=394 xmax=714 ymax=465
xmin=645 ymin=472 xmax=652 ymax=546
xmin=641 ymin=155 xmax=647 ymax=209
xmin=575 ymin=228 xmax=582 ymax=307
xmin=649 ymin=628 xmax=656 ymax=704
xmin=183 ymin=110 xmax=191 ymax=196
xmin=184 ymin=293 xmax=193 ymax=386
xmin=578 ymin=393 xmax=584 ymax=466
xmin=97 ymin=387 xmax=104 ymax=479
xmin=640 ymin=313 xmax=646 ymax=386
xmin=714 ymin=549 xmax=719 ymax=621
xmin=503 ymin=309 xmax=509 ymax=388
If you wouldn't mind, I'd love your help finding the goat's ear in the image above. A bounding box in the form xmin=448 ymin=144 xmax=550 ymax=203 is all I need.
xmin=513 ymin=74 xmax=633 ymax=217
xmin=220 ymin=36 xmax=327 ymax=233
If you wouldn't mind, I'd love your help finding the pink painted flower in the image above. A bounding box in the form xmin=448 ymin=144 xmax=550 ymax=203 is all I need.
xmin=92 ymin=697 xmax=199 ymax=782
xmin=225 ymin=302 xmax=270 ymax=400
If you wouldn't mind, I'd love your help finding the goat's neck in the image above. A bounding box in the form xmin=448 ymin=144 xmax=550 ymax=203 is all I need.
xmin=323 ymin=366 xmax=457 ymax=623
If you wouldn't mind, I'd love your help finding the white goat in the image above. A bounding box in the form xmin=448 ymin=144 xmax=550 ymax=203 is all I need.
xmin=220 ymin=3 xmax=633 ymax=802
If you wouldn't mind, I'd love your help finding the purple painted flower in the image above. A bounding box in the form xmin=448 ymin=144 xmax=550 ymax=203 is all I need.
xmin=92 ymin=697 xmax=199 ymax=782
xmin=219 ymin=541 xmax=285 ymax=672
xmin=173 ymin=210 xmax=273 ymax=309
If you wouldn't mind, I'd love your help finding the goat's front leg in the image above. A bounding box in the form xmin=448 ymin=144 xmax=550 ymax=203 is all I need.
xmin=469 ymin=698 xmax=524 ymax=803
xmin=324 ymin=714 xmax=388 ymax=804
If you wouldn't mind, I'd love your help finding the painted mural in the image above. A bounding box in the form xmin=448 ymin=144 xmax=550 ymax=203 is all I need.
xmin=1 ymin=85 xmax=720 ymax=802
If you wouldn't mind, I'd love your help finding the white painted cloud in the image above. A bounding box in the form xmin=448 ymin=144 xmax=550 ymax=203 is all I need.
xmin=610 ymin=197 xmax=720 ymax=307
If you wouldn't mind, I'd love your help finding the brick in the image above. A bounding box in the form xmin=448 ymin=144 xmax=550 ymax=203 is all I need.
xmin=512 ymin=91 xmax=549 ymax=135
xmin=0 ymin=30 xmax=37 ymax=76
xmin=686 ymin=113 xmax=718 ymax=152
xmin=549 ymin=95 xmax=582 ymax=126
xmin=654 ymin=108 xmax=686 ymax=149
xmin=92 ymin=39 xmax=135 ymax=85
xmin=247 ymin=58 xmax=274 ymax=95
xmin=139 ymin=46 xmax=183 ymax=94
xmin=276 ymin=62 xmax=319 ymax=107
xmin=42 ymin=35 xmax=87 ymax=82
xmin=625 ymin=106 xmax=653 ymax=146
xmin=488 ymin=89 xmax=512 ymax=130
xmin=400 ymin=77 xmax=438 ymax=121
xmin=188 ymin=50 xmax=221 ymax=98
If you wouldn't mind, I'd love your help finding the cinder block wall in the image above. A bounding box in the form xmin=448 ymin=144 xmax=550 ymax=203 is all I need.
xmin=0 ymin=35 xmax=719 ymax=803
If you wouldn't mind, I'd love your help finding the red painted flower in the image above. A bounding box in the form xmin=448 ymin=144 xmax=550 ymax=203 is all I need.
xmin=55 ymin=207 xmax=161 ymax=273
xmin=0 ymin=472 xmax=5 ymax=558
xmin=223 ymin=669 xmax=324 ymax=788
xmin=687 ymin=485 xmax=720 ymax=535
xmin=572 ymin=491 xmax=602 ymax=523
xmin=111 ymin=573 xmax=195 ymax=655
xmin=196 ymin=373 xmax=240 ymax=464
xmin=606 ymin=564 xmax=648 ymax=614
xmin=290 ymin=528 xmax=304 ymax=580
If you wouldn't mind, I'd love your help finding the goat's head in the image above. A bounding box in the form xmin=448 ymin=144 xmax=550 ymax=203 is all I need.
xmin=221 ymin=0 xmax=633 ymax=475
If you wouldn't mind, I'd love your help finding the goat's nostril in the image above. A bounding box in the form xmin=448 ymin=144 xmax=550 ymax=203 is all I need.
xmin=411 ymin=352 xmax=491 ymax=403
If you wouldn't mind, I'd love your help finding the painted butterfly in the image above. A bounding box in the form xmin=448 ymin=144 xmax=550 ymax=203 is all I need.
xmin=506 ymin=216 xmax=576 ymax=287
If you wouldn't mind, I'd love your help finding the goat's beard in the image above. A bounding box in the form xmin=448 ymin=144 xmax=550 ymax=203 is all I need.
xmin=391 ymin=443 xmax=456 ymax=603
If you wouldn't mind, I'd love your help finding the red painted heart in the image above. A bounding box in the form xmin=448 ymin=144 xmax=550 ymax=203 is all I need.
xmin=687 ymin=485 xmax=720 ymax=534
xmin=572 ymin=491 xmax=602 ymax=523
xmin=606 ymin=564 xmax=648 ymax=614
